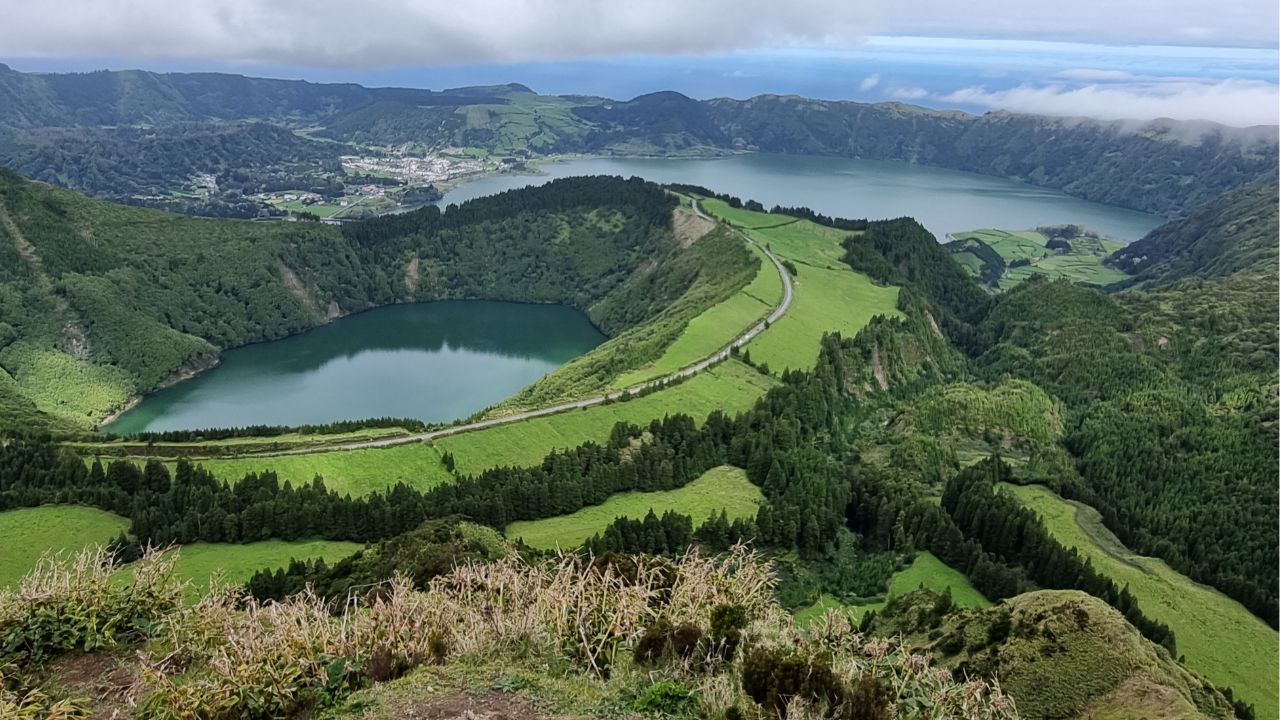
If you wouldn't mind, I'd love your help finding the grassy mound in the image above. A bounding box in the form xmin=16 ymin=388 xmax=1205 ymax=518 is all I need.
xmin=876 ymin=589 xmax=1235 ymax=720
xmin=505 ymin=465 xmax=763 ymax=550
xmin=1006 ymin=483 xmax=1279 ymax=719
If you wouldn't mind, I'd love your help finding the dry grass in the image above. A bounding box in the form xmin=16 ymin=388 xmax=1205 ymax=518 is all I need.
xmin=7 ymin=546 xmax=1020 ymax=720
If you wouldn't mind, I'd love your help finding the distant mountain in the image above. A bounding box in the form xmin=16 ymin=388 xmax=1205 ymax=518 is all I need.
xmin=0 ymin=64 xmax=509 ymax=127
xmin=1108 ymin=180 xmax=1279 ymax=287
xmin=0 ymin=64 xmax=1276 ymax=216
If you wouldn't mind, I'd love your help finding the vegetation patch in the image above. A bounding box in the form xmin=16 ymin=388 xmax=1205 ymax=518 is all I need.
xmin=161 ymin=443 xmax=457 ymax=497
xmin=0 ymin=505 xmax=129 ymax=587
xmin=159 ymin=540 xmax=363 ymax=600
xmin=945 ymin=226 xmax=1129 ymax=291
xmin=506 ymin=465 xmax=762 ymax=550
xmin=793 ymin=551 xmax=989 ymax=626
xmin=1005 ymin=483 xmax=1279 ymax=720
xmin=874 ymin=589 xmax=1236 ymax=720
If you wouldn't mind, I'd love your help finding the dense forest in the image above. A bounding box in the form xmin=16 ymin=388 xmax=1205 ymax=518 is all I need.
xmin=0 ymin=122 xmax=347 ymax=205
xmin=1 ymin=64 xmax=1275 ymax=216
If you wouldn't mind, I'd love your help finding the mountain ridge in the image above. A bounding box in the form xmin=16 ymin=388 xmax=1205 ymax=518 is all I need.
xmin=1 ymin=64 xmax=1276 ymax=217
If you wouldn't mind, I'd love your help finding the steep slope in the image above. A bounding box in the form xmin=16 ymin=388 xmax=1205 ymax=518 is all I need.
xmin=874 ymin=589 xmax=1235 ymax=720
xmin=1108 ymin=180 xmax=1279 ymax=287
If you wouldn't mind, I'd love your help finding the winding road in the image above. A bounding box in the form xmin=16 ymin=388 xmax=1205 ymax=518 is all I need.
xmin=243 ymin=199 xmax=793 ymax=457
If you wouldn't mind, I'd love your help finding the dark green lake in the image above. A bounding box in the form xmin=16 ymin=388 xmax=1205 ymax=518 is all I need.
xmin=105 ymin=301 xmax=605 ymax=433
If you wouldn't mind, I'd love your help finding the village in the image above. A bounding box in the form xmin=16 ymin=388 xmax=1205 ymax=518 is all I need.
xmin=339 ymin=149 xmax=491 ymax=184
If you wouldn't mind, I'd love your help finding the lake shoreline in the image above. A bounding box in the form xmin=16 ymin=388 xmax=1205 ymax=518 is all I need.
xmin=101 ymin=299 xmax=607 ymax=435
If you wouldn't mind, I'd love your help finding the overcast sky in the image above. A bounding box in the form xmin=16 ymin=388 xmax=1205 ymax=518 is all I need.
xmin=3 ymin=0 xmax=1277 ymax=125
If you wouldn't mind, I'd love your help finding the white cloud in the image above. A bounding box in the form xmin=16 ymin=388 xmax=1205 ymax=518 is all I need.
xmin=890 ymin=87 xmax=929 ymax=100
xmin=859 ymin=74 xmax=880 ymax=91
xmin=940 ymin=78 xmax=1279 ymax=126
xmin=1054 ymin=68 xmax=1140 ymax=81
xmin=0 ymin=0 xmax=1275 ymax=68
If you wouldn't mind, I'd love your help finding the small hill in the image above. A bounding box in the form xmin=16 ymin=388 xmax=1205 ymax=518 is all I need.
xmin=1108 ymin=181 xmax=1279 ymax=288
xmin=874 ymin=589 xmax=1236 ymax=719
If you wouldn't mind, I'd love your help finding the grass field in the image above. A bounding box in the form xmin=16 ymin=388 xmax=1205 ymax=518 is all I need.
xmin=793 ymin=551 xmax=990 ymax=626
xmin=166 ymin=443 xmax=457 ymax=497
xmin=948 ymin=228 xmax=1130 ymax=290
xmin=612 ymin=243 xmax=783 ymax=388
xmin=699 ymin=199 xmax=902 ymax=372
xmin=439 ymin=360 xmax=777 ymax=476
xmin=0 ymin=506 xmax=130 ymax=587
xmin=1004 ymin=483 xmax=1279 ymax=719
xmin=505 ymin=465 xmax=762 ymax=550
xmin=164 ymin=540 xmax=363 ymax=600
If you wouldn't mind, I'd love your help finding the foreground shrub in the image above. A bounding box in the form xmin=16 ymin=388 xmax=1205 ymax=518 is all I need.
xmin=0 ymin=548 xmax=180 ymax=666
xmin=7 ymin=546 xmax=1018 ymax=719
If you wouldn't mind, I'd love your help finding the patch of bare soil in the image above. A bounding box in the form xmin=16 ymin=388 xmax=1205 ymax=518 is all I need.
xmin=871 ymin=345 xmax=889 ymax=391
xmin=277 ymin=261 xmax=321 ymax=316
xmin=924 ymin=310 xmax=944 ymax=339
xmin=371 ymin=689 xmax=580 ymax=720
xmin=41 ymin=650 xmax=142 ymax=719
xmin=406 ymin=256 xmax=422 ymax=293
xmin=672 ymin=207 xmax=714 ymax=247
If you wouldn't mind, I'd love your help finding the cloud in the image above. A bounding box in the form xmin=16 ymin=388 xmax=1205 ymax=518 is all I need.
xmin=940 ymin=78 xmax=1279 ymax=126
xmin=889 ymin=87 xmax=929 ymax=100
xmin=0 ymin=0 xmax=1275 ymax=68
xmin=859 ymin=74 xmax=880 ymax=91
xmin=1054 ymin=68 xmax=1141 ymax=82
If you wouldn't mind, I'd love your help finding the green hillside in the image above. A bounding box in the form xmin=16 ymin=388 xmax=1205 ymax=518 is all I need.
xmin=506 ymin=465 xmax=763 ymax=550
xmin=0 ymin=172 xmax=753 ymax=432
xmin=1006 ymin=483 xmax=1279 ymax=719
xmin=1109 ymin=180 xmax=1280 ymax=287
xmin=0 ymin=505 xmax=129 ymax=587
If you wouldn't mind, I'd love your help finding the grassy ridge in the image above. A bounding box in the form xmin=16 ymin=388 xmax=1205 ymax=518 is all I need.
xmin=793 ymin=551 xmax=989 ymax=626
xmin=506 ymin=465 xmax=763 ymax=550
xmin=699 ymin=199 xmax=902 ymax=372
xmin=0 ymin=506 xmax=129 ymax=587
xmin=1005 ymin=483 xmax=1279 ymax=719
xmin=612 ymin=242 xmax=783 ymax=388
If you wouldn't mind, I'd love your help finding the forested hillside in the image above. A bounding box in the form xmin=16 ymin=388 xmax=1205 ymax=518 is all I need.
xmin=1108 ymin=180 xmax=1279 ymax=286
xmin=0 ymin=122 xmax=348 ymax=203
xmin=0 ymin=171 xmax=749 ymax=432
xmin=1 ymin=64 xmax=1275 ymax=216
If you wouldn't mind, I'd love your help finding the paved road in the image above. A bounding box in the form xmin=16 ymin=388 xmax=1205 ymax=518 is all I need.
xmin=243 ymin=199 xmax=794 ymax=457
